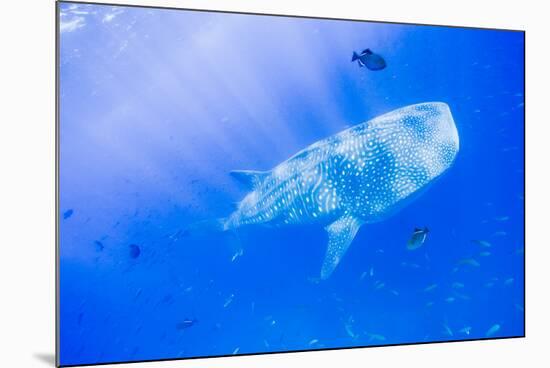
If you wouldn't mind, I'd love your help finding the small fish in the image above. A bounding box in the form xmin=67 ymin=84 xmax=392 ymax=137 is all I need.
xmin=389 ymin=289 xmax=399 ymax=296
xmin=494 ymin=216 xmax=510 ymax=221
xmin=453 ymin=291 xmax=470 ymax=301
xmin=407 ymin=227 xmax=429 ymax=250
xmin=176 ymin=319 xmax=197 ymax=330
xmin=129 ymin=244 xmax=140 ymax=259
xmin=443 ymin=323 xmax=454 ymax=337
xmin=231 ymin=248 xmax=243 ymax=262
xmin=366 ymin=333 xmax=386 ymax=342
xmin=472 ymin=239 xmax=491 ymax=248
xmin=168 ymin=229 xmax=184 ymax=241
xmin=223 ymin=294 xmax=234 ymax=308
xmin=351 ymin=48 xmax=386 ymax=71
xmin=492 ymin=231 xmax=508 ymax=237
xmin=514 ymin=304 xmax=524 ymax=312
xmin=452 ymin=282 xmax=465 ymax=289
xmin=307 ymin=276 xmax=321 ymax=284
xmin=309 ymin=339 xmax=319 ymax=346
xmin=445 ymin=296 xmax=456 ymax=303
xmin=457 ymin=258 xmax=480 ymax=267
xmin=360 ymin=271 xmax=367 ymax=280
xmin=485 ymin=324 xmax=501 ymax=337
xmin=345 ymin=322 xmax=357 ymax=339
xmin=162 ymin=294 xmax=174 ymax=304
xmin=63 ymin=209 xmax=74 ymax=219
xmin=459 ymin=326 xmax=472 ymax=335
xmin=479 ymin=251 xmax=491 ymax=257
xmin=504 ymin=278 xmax=514 ymax=286
xmin=374 ymin=281 xmax=385 ymax=290
xmin=426 ymin=301 xmax=435 ymax=308
xmin=232 ymin=347 xmax=240 ymax=355
xmin=370 ymin=267 xmax=374 ymax=277
xmin=401 ymin=261 xmax=421 ymax=269
xmin=424 ymin=283 xmax=438 ymax=292
xmin=94 ymin=240 xmax=104 ymax=252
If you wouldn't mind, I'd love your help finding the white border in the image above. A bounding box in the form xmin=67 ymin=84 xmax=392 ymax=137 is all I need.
xmin=1 ymin=1 xmax=548 ymax=368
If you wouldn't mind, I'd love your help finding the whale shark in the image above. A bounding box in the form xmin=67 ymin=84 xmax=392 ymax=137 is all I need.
xmin=221 ymin=102 xmax=459 ymax=279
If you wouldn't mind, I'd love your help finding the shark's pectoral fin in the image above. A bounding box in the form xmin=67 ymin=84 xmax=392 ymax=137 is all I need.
xmin=320 ymin=215 xmax=363 ymax=279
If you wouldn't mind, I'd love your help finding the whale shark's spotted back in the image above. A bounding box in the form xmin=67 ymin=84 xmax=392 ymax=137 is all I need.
xmin=225 ymin=102 xmax=459 ymax=279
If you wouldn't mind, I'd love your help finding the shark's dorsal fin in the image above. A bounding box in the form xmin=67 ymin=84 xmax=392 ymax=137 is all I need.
xmin=320 ymin=215 xmax=363 ymax=279
xmin=230 ymin=170 xmax=268 ymax=189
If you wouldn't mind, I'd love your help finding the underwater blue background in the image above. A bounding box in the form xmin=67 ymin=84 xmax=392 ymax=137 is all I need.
xmin=58 ymin=2 xmax=524 ymax=366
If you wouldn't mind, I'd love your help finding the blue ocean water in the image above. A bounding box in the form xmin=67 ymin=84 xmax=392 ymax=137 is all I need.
xmin=58 ymin=2 xmax=524 ymax=366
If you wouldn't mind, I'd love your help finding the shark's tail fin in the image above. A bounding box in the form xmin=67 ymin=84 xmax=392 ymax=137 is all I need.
xmin=351 ymin=51 xmax=360 ymax=62
xmin=182 ymin=218 xmax=227 ymax=237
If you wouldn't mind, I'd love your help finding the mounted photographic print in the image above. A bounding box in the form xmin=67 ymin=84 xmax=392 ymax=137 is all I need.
xmin=57 ymin=1 xmax=525 ymax=366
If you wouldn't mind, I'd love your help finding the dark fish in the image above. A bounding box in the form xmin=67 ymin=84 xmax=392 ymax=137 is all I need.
xmin=162 ymin=294 xmax=174 ymax=304
xmin=471 ymin=239 xmax=491 ymax=248
xmin=351 ymin=48 xmax=386 ymax=71
xmin=63 ymin=209 xmax=74 ymax=219
xmin=407 ymin=227 xmax=429 ymax=250
xmin=129 ymin=244 xmax=141 ymax=259
xmin=94 ymin=240 xmax=104 ymax=252
xmin=176 ymin=319 xmax=197 ymax=330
